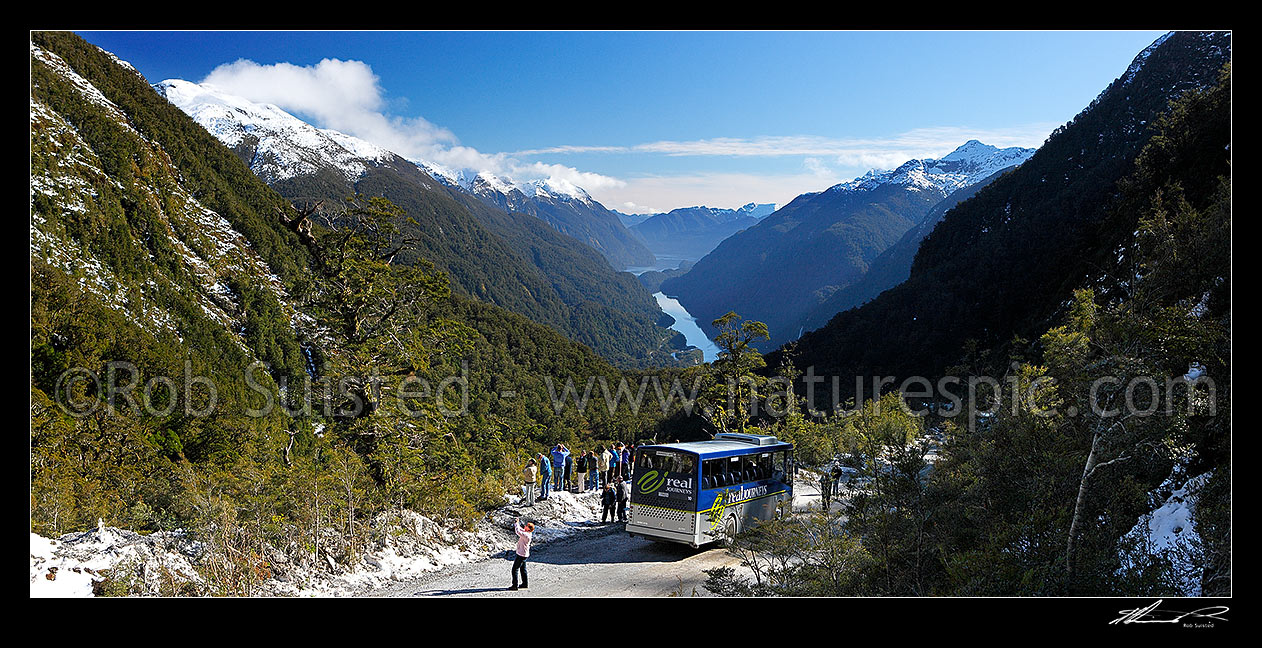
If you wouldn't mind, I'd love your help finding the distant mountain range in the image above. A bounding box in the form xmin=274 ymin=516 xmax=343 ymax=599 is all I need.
xmin=661 ymin=140 xmax=1036 ymax=349
xmin=156 ymin=79 xmax=684 ymax=367
xmin=624 ymin=203 xmax=777 ymax=262
xmin=419 ymin=165 xmax=655 ymax=269
xmin=795 ymin=164 xmax=1015 ymax=335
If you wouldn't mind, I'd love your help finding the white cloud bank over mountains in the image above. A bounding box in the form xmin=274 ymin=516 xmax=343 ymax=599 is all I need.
xmin=200 ymin=57 xmax=627 ymax=195
xmin=198 ymin=57 xmax=1053 ymax=212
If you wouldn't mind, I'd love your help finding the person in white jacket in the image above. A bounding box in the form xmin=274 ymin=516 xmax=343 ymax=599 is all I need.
xmin=598 ymin=447 xmax=612 ymax=488
xmin=511 ymin=517 xmax=534 ymax=591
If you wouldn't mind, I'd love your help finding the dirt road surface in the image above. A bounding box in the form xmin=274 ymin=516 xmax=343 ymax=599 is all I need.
xmin=367 ymin=479 xmax=828 ymax=598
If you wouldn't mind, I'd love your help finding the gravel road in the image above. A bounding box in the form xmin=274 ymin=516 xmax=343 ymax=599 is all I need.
xmin=365 ymin=478 xmax=828 ymax=598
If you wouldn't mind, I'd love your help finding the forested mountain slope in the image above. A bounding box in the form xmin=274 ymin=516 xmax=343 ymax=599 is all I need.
xmin=795 ymin=165 xmax=1017 ymax=335
xmin=30 ymin=33 xmax=669 ymax=595
xmin=662 ymin=141 xmax=1034 ymax=349
xmin=155 ymin=80 xmax=680 ymax=368
xmin=778 ymin=31 xmax=1231 ymax=381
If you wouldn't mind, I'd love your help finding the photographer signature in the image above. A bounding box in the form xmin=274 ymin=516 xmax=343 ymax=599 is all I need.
xmin=1110 ymin=600 xmax=1229 ymax=625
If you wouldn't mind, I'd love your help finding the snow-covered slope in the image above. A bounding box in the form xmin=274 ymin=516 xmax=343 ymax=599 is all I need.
xmin=156 ymin=79 xmax=394 ymax=184
xmin=419 ymin=162 xmax=597 ymax=205
xmin=33 ymin=47 xmax=292 ymax=344
xmin=158 ymin=79 xmax=600 ymax=207
xmin=829 ymin=140 xmax=1036 ymax=195
xmin=156 ymin=79 xmax=654 ymax=268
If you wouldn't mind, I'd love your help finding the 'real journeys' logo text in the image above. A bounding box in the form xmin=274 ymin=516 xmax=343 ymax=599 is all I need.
xmin=637 ymin=470 xmax=694 ymax=496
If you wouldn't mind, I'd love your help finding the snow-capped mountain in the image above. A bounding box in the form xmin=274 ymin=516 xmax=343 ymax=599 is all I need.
xmin=150 ymin=78 xmax=678 ymax=362
xmin=659 ymin=140 xmax=1036 ymax=350
xmin=156 ymin=79 xmax=653 ymax=268
xmin=159 ymin=78 xmax=594 ymax=205
xmin=419 ymin=163 xmax=596 ymax=205
xmin=156 ymin=79 xmax=396 ymax=185
xmin=418 ymin=164 xmax=655 ymax=268
xmin=830 ymin=140 xmax=1036 ymax=195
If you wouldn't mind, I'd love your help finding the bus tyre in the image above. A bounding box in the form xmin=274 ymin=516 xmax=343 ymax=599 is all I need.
xmin=718 ymin=515 xmax=739 ymax=548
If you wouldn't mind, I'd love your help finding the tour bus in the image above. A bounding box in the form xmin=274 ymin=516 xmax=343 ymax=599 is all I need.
xmin=626 ymin=433 xmax=794 ymax=548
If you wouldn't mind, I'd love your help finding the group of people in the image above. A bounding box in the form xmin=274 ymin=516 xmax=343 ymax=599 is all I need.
xmin=520 ymin=443 xmax=636 ymax=507
xmin=818 ymin=464 xmax=849 ymax=511
xmin=600 ymin=476 xmax=630 ymax=523
xmin=510 ymin=443 xmax=637 ymax=592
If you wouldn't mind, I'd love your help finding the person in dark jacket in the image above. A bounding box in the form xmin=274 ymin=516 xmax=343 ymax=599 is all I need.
xmin=575 ymin=451 xmax=589 ymax=493
xmin=615 ymin=477 xmax=629 ymax=522
xmin=600 ymin=485 xmax=617 ymax=523
xmin=563 ymin=452 xmax=574 ymax=492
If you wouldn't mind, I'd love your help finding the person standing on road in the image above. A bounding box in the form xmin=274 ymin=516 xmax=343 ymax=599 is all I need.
xmin=522 ymin=460 xmax=538 ymax=507
xmin=621 ymin=445 xmax=632 ymax=480
xmin=598 ymin=447 xmax=612 ymax=489
xmin=819 ymin=471 xmax=832 ymax=512
xmin=538 ymin=453 xmax=552 ymax=501
xmin=510 ymin=517 xmax=534 ymax=591
xmin=615 ymin=477 xmax=629 ymax=523
xmin=600 ymin=484 xmax=617 ymax=523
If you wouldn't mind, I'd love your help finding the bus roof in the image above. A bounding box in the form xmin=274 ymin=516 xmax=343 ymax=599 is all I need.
xmin=641 ymin=438 xmax=793 ymax=459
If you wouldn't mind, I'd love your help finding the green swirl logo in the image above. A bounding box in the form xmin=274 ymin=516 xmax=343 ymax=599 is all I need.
xmin=637 ymin=470 xmax=667 ymax=494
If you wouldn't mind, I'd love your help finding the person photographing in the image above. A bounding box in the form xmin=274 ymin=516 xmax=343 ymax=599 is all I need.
xmin=511 ymin=517 xmax=534 ymax=591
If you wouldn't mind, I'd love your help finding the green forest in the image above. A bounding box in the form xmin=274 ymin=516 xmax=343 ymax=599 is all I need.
xmin=30 ymin=31 xmax=1229 ymax=598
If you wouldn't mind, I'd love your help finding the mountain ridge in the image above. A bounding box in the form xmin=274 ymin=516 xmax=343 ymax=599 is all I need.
xmin=777 ymin=30 xmax=1231 ymax=381
xmin=155 ymin=78 xmax=685 ymax=367
xmin=660 ymin=140 xmax=1036 ymax=348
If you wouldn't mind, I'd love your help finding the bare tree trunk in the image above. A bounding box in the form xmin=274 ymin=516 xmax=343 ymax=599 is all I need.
xmin=1066 ymin=430 xmax=1100 ymax=582
xmin=1066 ymin=414 xmax=1132 ymax=585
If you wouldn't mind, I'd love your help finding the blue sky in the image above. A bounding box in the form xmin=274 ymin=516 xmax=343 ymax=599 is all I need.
xmin=80 ymin=30 xmax=1168 ymax=212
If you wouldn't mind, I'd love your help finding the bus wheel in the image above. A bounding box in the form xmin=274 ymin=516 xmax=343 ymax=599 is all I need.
xmin=718 ymin=515 xmax=739 ymax=548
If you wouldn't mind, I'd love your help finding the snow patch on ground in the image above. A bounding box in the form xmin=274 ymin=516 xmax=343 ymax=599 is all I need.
xmin=30 ymin=521 xmax=204 ymax=597
xmin=1120 ymin=470 xmax=1211 ymax=595
xmin=31 ymin=489 xmax=613 ymax=597
xmin=265 ymin=489 xmax=608 ymax=596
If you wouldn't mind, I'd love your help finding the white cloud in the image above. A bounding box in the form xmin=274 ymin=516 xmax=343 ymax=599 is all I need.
xmin=198 ymin=58 xmax=1055 ymax=214
xmin=617 ymin=201 xmax=663 ymax=215
xmin=526 ymin=125 xmax=1057 ymax=211
xmin=200 ymin=58 xmax=623 ymax=193
xmin=203 ymin=58 xmax=458 ymax=158
xmin=515 ymin=124 xmax=1055 ymax=163
xmin=803 ymin=156 xmax=833 ymax=177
